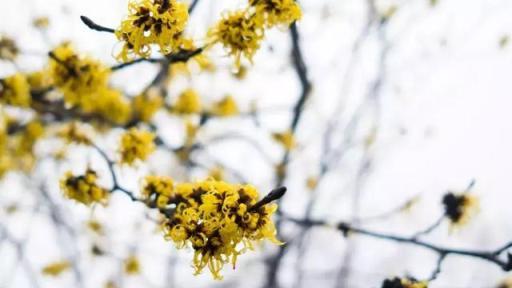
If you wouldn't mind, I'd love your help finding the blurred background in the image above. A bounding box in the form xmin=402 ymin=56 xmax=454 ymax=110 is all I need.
xmin=1 ymin=0 xmax=512 ymax=287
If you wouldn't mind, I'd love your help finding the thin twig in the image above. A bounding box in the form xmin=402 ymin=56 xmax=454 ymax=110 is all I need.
xmin=91 ymin=144 xmax=139 ymax=202
xmin=282 ymin=215 xmax=512 ymax=272
xmin=111 ymin=57 xmax=164 ymax=71
xmin=412 ymin=214 xmax=445 ymax=239
xmin=80 ymin=16 xmax=115 ymax=33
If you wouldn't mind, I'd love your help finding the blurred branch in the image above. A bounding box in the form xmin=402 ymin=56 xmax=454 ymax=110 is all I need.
xmin=111 ymin=57 xmax=164 ymax=71
xmin=91 ymin=144 xmax=140 ymax=202
xmin=266 ymin=20 xmax=312 ymax=288
xmin=282 ymin=214 xmax=512 ymax=278
xmin=188 ymin=0 xmax=200 ymax=13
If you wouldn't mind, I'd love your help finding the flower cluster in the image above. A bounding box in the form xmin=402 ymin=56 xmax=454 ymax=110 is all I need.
xmin=381 ymin=277 xmax=428 ymax=288
xmin=442 ymin=192 xmax=479 ymax=227
xmin=49 ymin=43 xmax=132 ymax=124
xmin=124 ymin=255 xmax=141 ymax=275
xmin=0 ymin=116 xmax=45 ymax=176
xmin=208 ymin=0 xmax=301 ymax=67
xmin=115 ymin=0 xmax=189 ymax=61
xmin=141 ymin=178 xmax=280 ymax=279
xmin=208 ymin=10 xmax=265 ymax=68
xmin=172 ymin=88 xmax=202 ymax=115
xmin=0 ymin=73 xmax=31 ymax=107
xmin=11 ymin=120 xmax=44 ymax=171
xmin=49 ymin=42 xmax=110 ymax=109
xmin=119 ymin=128 xmax=156 ymax=165
xmin=60 ymin=169 xmax=109 ymax=205
xmin=211 ymin=95 xmax=239 ymax=117
xmin=142 ymin=175 xmax=174 ymax=208
xmin=248 ymin=0 xmax=302 ymax=27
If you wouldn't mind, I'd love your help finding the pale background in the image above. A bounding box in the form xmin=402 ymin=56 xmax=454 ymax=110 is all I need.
xmin=1 ymin=0 xmax=512 ymax=287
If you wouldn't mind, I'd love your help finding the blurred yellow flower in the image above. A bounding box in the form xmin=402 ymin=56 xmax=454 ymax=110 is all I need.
xmin=119 ymin=128 xmax=156 ymax=165
xmin=41 ymin=260 xmax=71 ymax=277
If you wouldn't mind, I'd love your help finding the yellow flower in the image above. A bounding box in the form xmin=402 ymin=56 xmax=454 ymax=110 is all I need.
xmin=48 ymin=42 xmax=111 ymax=111
xmin=95 ymin=87 xmax=132 ymax=125
xmin=124 ymin=255 xmax=141 ymax=275
xmin=172 ymin=89 xmax=202 ymax=114
xmin=133 ymin=88 xmax=164 ymax=122
xmin=60 ymin=169 xmax=109 ymax=205
xmin=41 ymin=260 xmax=71 ymax=277
xmin=442 ymin=192 xmax=479 ymax=228
xmin=211 ymin=95 xmax=238 ymax=117
xmin=17 ymin=120 xmax=44 ymax=153
xmin=0 ymin=73 xmax=31 ymax=107
xmin=26 ymin=70 xmax=53 ymax=91
xmin=306 ymin=176 xmax=318 ymax=190
xmin=87 ymin=219 xmax=104 ymax=235
xmin=33 ymin=16 xmax=50 ymax=29
xmin=115 ymin=0 xmax=189 ymax=61
xmin=381 ymin=277 xmax=428 ymax=288
xmin=160 ymin=179 xmax=281 ymax=279
xmin=0 ymin=35 xmax=18 ymax=61
xmin=10 ymin=120 xmax=44 ymax=171
xmin=208 ymin=10 xmax=265 ymax=68
xmin=119 ymin=128 xmax=156 ymax=165
xmin=272 ymin=130 xmax=296 ymax=150
xmin=249 ymin=0 xmax=302 ymax=27
xmin=142 ymin=175 xmax=174 ymax=208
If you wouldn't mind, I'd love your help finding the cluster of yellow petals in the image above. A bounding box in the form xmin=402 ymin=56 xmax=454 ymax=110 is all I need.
xmin=248 ymin=0 xmax=302 ymax=27
xmin=133 ymin=88 xmax=164 ymax=122
xmin=97 ymin=88 xmax=132 ymax=125
xmin=49 ymin=42 xmax=110 ymax=109
xmin=0 ymin=115 xmax=44 ymax=176
xmin=60 ymin=169 xmax=109 ymax=205
xmin=41 ymin=260 xmax=71 ymax=277
xmin=142 ymin=178 xmax=280 ymax=279
xmin=0 ymin=73 xmax=31 ymax=107
xmin=26 ymin=70 xmax=53 ymax=91
xmin=211 ymin=95 xmax=239 ymax=117
xmin=208 ymin=0 xmax=301 ymax=67
xmin=142 ymin=175 xmax=174 ymax=208
xmin=172 ymin=88 xmax=202 ymax=114
xmin=11 ymin=120 xmax=44 ymax=171
xmin=208 ymin=10 xmax=265 ymax=68
xmin=124 ymin=255 xmax=141 ymax=275
xmin=119 ymin=128 xmax=156 ymax=165
xmin=48 ymin=43 xmax=132 ymax=125
xmin=382 ymin=277 xmax=428 ymax=288
xmin=272 ymin=130 xmax=296 ymax=150
xmin=115 ymin=0 xmax=189 ymax=61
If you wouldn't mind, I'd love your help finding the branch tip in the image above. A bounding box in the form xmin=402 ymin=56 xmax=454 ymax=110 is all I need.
xmin=250 ymin=186 xmax=287 ymax=211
